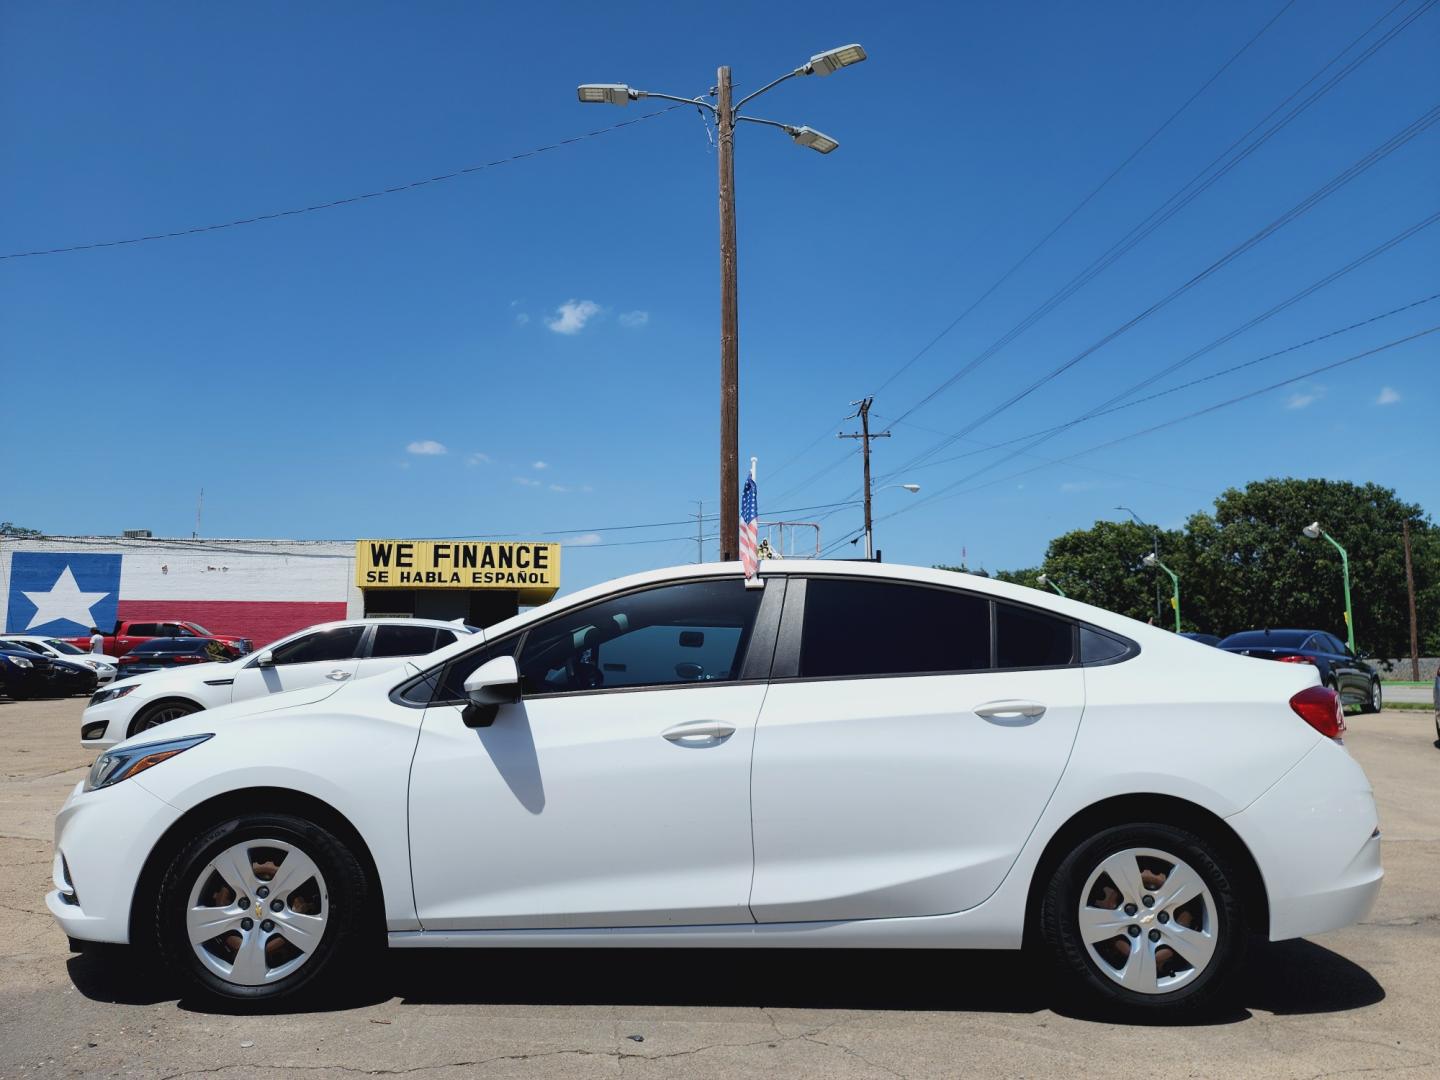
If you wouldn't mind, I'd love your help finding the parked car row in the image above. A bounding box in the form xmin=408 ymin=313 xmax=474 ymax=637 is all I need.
xmin=0 ymin=635 xmax=119 ymax=684
xmin=60 ymin=619 xmax=254 ymax=658
xmin=0 ymin=643 xmax=98 ymax=699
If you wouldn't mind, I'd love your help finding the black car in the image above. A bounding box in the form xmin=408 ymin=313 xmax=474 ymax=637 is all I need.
xmin=114 ymin=636 xmax=242 ymax=678
xmin=1217 ymin=628 xmax=1381 ymax=713
xmin=0 ymin=646 xmax=98 ymax=699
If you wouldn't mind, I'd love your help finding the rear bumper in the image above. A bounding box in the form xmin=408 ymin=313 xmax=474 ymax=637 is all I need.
xmin=1228 ymin=739 xmax=1383 ymax=941
xmin=47 ymin=778 xmax=181 ymax=945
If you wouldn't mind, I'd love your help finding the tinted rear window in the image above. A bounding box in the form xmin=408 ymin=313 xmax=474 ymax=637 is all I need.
xmin=996 ymin=603 xmax=1074 ymax=667
xmin=800 ymin=579 xmax=990 ymax=678
xmin=1219 ymin=630 xmax=1309 ymax=648
xmin=371 ymin=624 xmax=442 ymax=658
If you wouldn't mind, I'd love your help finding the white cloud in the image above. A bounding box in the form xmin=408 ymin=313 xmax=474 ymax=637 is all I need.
xmin=406 ymin=440 xmax=447 ymax=456
xmin=1285 ymin=385 xmax=1326 ymax=410
xmin=1060 ymin=480 xmax=1097 ymax=493
xmin=566 ymin=533 xmax=603 ymax=546
xmin=466 ymin=452 xmax=492 ymax=467
xmin=547 ymin=299 xmax=601 ymax=335
xmin=548 ymin=483 xmax=573 ymax=493
xmin=532 ymin=461 xmax=549 ymax=470
xmin=619 ymin=310 xmax=649 ymax=328
xmin=1376 ymin=386 xmax=1401 ymax=406
xmin=514 ymin=312 xmax=530 ymax=325
xmin=513 ymin=476 xmax=541 ymax=487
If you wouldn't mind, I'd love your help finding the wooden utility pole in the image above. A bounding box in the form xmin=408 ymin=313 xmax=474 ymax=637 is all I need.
xmin=1403 ymin=520 xmax=1420 ymax=681
xmin=695 ymin=501 xmax=705 ymax=564
xmin=839 ymin=397 xmax=890 ymax=560
xmin=717 ymin=65 xmax=740 ymax=563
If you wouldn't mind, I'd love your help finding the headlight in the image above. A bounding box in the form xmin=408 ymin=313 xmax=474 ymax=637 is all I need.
xmin=89 ymin=683 xmax=139 ymax=706
xmin=10 ymin=656 xmax=33 ymax=669
xmin=85 ymin=734 xmax=211 ymax=793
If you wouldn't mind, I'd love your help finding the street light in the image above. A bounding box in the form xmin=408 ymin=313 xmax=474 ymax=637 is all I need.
xmin=578 ymin=44 xmax=866 ymax=562
xmin=850 ymin=483 xmax=921 ymax=556
xmin=1116 ymin=506 xmax=1162 ymax=625
xmin=1142 ymin=553 xmax=1181 ymax=632
xmin=1037 ymin=573 xmax=1067 ymax=598
xmin=1302 ymin=521 xmax=1355 ymax=652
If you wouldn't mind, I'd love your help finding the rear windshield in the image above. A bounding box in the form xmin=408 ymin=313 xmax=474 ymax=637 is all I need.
xmin=43 ymin=638 xmax=85 ymax=654
xmin=1219 ymin=630 xmax=1309 ymax=648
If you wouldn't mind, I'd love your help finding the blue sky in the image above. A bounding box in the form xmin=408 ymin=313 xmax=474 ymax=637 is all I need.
xmin=2 ymin=1 xmax=1436 ymax=594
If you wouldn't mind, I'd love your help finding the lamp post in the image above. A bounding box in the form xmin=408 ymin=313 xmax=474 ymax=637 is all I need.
xmin=1037 ymin=573 xmax=1066 ymax=598
xmin=1116 ymin=506 xmax=1161 ymax=624
xmin=579 ymin=44 xmax=866 ymax=562
xmin=849 ymin=483 xmax=921 ymax=558
xmin=1302 ymin=521 xmax=1355 ymax=652
xmin=1143 ymin=553 xmax=1180 ymax=632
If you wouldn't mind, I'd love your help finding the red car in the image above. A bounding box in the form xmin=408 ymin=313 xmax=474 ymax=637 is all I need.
xmin=63 ymin=619 xmax=253 ymax=658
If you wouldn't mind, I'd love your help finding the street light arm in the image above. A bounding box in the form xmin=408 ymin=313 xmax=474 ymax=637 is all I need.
xmin=636 ymin=90 xmax=716 ymax=112
xmin=733 ymin=114 xmax=794 ymax=132
xmin=733 ymin=68 xmax=806 ymax=111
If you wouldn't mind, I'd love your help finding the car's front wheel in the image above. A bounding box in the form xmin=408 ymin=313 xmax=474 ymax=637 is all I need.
xmin=1359 ymin=679 xmax=1382 ymax=714
xmin=155 ymin=812 xmax=370 ymax=1001
xmin=129 ymin=700 xmax=201 ymax=737
xmin=1041 ymin=823 xmax=1246 ymax=1017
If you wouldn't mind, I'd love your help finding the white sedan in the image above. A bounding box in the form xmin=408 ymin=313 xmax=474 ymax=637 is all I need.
xmin=49 ymin=562 xmax=1381 ymax=1017
xmin=0 ymin=635 xmax=120 ymax=685
xmin=79 ymin=618 xmax=475 ymax=748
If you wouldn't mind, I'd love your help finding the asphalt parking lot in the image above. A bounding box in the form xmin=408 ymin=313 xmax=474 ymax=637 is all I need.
xmin=1 ymin=698 xmax=1436 ymax=1080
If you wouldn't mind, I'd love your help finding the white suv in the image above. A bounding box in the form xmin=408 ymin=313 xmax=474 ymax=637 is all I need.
xmin=80 ymin=618 xmax=475 ymax=748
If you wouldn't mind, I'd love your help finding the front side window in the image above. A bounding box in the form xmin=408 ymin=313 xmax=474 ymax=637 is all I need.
xmin=269 ymin=625 xmax=365 ymax=665
xmin=371 ymin=624 xmax=441 ymax=659
xmin=996 ymin=602 xmax=1074 ymax=668
xmin=799 ymin=578 xmax=990 ymax=678
xmin=517 ymin=579 xmax=761 ymax=695
xmin=126 ymin=624 xmax=160 ymax=637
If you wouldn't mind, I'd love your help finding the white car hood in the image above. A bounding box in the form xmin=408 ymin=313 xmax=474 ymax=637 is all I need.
xmin=110 ymin=679 xmax=350 ymax=752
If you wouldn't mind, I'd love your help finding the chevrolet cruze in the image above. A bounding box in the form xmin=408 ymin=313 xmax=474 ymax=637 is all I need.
xmin=49 ymin=562 xmax=1382 ymax=1016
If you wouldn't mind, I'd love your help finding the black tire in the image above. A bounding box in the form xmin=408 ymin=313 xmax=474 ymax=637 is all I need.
xmin=129 ymin=699 xmax=201 ymax=738
xmin=1040 ymin=822 xmax=1247 ymax=1018
xmin=154 ymin=812 xmax=370 ymax=1002
xmin=1358 ymin=679 xmax=1382 ymax=715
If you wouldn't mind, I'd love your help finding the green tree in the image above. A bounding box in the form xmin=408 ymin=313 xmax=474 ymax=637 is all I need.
xmin=0 ymin=522 xmax=42 ymax=538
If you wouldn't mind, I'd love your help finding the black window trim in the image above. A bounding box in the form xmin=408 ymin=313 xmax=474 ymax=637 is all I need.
xmin=771 ymin=573 xmax=1135 ymax=683
xmin=393 ymin=574 xmax=784 ymax=709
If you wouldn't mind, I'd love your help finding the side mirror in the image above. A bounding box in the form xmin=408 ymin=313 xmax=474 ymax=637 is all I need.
xmin=255 ymin=650 xmax=275 ymax=668
xmin=461 ymin=655 xmax=520 ymax=727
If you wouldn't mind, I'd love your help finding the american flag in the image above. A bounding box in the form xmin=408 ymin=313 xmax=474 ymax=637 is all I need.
xmin=739 ymin=475 xmax=759 ymax=578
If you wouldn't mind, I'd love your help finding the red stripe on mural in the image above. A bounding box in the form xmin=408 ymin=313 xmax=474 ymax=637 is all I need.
xmin=116 ymin=600 xmax=348 ymax=651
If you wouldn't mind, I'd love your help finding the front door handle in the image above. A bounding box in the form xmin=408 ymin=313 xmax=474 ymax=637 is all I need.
xmin=974 ymin=699 xmax=1046 ymax=720
xmin=326 ymin=670 xmax=353 ymax=681
xmin=661 ymin=719 xmax=736 ymax=742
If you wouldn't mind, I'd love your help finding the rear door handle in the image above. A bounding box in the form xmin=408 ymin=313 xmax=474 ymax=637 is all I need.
xmin=661 ymin=719 xmax=736 ymax=742
xmin=326 ymin=670 xmax=353 ymax=681
xmin=974 ymin=699 xmax=1046 ymax=720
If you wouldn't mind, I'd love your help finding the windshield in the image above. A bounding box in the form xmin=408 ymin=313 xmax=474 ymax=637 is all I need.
xmin=1219 ymin=630 xmax=1310 ymax=648
xmin=182 ymin=621 xmax=213 ymax=636
xmin=2 ymin=640 xmax=48 ymax=655
xmin=42 ymin=638 xmax=84 ymax=654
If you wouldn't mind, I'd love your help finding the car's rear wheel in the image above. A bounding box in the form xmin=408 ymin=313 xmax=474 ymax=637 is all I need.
xmin=1359 ymin=679 xmax=1382 ymax=714
xmin=1041 ymin=823 xmax=1246 ymax=1017
xmin=155 ymin=813 xmax=370 ymax=1001
xmin=130 ymin=700 xmax=201 ymax=737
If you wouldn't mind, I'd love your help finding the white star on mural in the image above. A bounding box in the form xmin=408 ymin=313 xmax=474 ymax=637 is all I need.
xmin=21 ymin=566 xmax=111 ymax=631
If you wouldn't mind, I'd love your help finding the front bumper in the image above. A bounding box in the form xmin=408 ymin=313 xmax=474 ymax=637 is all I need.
xmin=46 ymin=778 xmax=182 ymax=945
xmin=1228 ymin=738 xmax=1383 ymax=941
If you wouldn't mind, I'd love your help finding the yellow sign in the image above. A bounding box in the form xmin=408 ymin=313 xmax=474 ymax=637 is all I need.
xmin=356 ymin=540 xmax=561 ymax=603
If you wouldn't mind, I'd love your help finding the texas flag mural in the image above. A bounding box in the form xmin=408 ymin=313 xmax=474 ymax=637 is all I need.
xmin=3 ymin=548 xmax=352 ymax=648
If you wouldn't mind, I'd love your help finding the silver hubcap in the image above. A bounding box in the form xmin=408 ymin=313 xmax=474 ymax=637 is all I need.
xmin=1078 ymin=846 xmax=1217 ymax=995
xmin=1372 ymin=683 xmax=1381 ymax=709
xmin=143 ymin=706 xmax=192 ymax=728
xmin=184 ymin=838 xmax=329 ymax=986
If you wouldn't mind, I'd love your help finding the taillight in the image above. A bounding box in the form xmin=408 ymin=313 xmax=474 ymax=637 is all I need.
xmin=169 ymin=655 xmax=206 ymax=664
xmin=1276 ymin=654 xmax=1316 ymax=665
xmin=1290 ymin=685 xmax=1346 ymax=741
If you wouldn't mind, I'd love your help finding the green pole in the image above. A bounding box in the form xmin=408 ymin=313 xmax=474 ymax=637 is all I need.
xmin=1322 ymin=530 xmax=1355 ymax=653
xmin=1038 ymin=575 xmax=1067 ymax=598
xmin=1146 ymin=556 xmax=1180 ymax=632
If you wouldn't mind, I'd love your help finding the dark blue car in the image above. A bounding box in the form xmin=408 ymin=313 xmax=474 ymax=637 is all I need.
xmin=1217 ymin=628 xmax=1381 ymax=713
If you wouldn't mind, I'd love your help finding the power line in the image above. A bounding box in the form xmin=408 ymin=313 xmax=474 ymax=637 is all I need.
xmin=0 ymin=107 xmax=682 ymax=261
xmin=883 ymin=0 xmax=1432 ymax=430
xmin=879 ymin=101 xmax=1440 ymax=482
xmin=884 ymin=326 xmax=1440 ymax=522
xmin=870 ymin=0 xmax=1301 ymax=400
